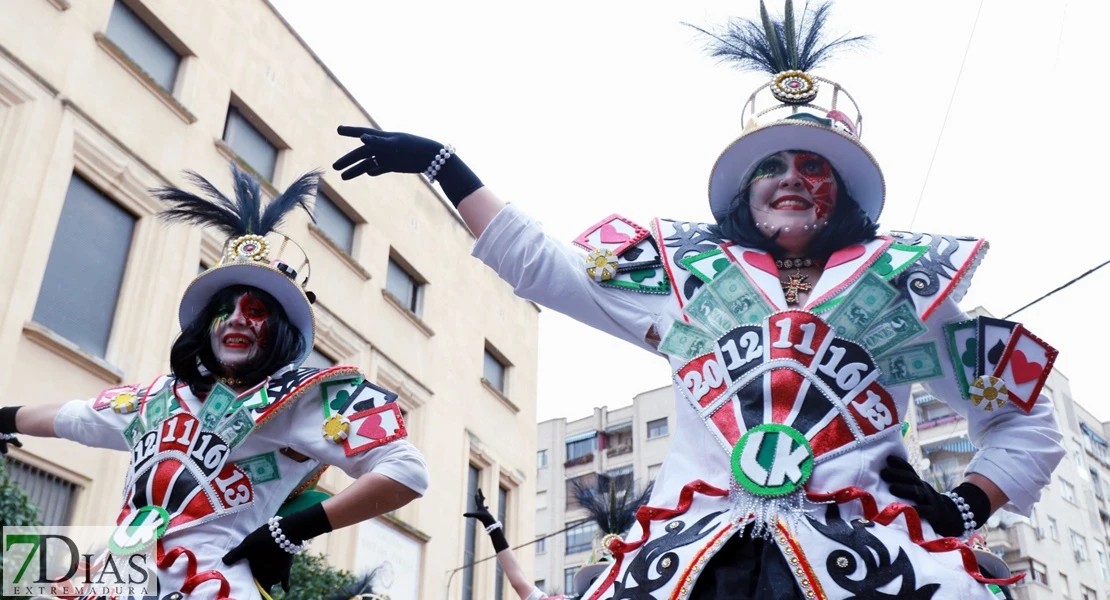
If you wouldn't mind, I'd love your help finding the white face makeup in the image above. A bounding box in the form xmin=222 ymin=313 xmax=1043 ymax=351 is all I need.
xmin=208 ymin=292 xmax=270 ymax=373
xmin=747 ymin=150 xmax=838 ymax=253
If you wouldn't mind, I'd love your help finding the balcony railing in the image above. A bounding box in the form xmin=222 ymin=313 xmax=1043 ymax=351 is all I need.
xmin=564 ymin=453 xmax=594 ymax=468
xmin=606 ymin=444 xmax=633 ymax=458
xmin=916 ymin=414 xmax=965 ymax=430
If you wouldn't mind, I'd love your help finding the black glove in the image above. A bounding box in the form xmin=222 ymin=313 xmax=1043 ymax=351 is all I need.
xmin=464 ymin=489 xmax=508 ymax=552
xmin=880 ymin=455 xmax=990 ymax=538
xmin=333 ymin=127 xmax=484 ymax=207
xmin=222 ymin=503 xmax=332 ymax=592
xmin=0 ymin=407 xmax=23 ymax=455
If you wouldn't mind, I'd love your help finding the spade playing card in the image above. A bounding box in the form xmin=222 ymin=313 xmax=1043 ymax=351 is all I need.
xmin=975 ymin=316 xmax=1017 ymax=378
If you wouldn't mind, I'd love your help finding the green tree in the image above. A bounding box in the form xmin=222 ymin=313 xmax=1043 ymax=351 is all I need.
xmin=0 ymin=457 xmax=42 ymax=600
xmin=269 ymin=552 xmax=358 ymax=600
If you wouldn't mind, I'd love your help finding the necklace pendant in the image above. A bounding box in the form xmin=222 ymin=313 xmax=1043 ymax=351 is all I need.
xmin=780 ymin=272 xmax=812 ymax=306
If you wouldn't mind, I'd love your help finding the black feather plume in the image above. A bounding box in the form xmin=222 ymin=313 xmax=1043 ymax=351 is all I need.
xmin=685 ymin=0 xmax=870 ymax=74
xmin=572 ymin=475 xmax=654 ymax=536
xmin=155 ymin=163 xmax=319 ymax=237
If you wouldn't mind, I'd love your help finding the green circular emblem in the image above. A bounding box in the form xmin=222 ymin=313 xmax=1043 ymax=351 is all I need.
xmin=731 ymin=424 xmax=814 ymax=497
xmin=108 ymin=505 xmax=169 ymax=555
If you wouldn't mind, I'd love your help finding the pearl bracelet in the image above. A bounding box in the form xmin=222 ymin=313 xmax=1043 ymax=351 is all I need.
xmin=268 ymin=516 xmax=307 ymax=554
xmin=0 ymin=433 xmax=17 ymax=440
xmin=485 ymin=520 xmax=503 ymax=534
xmin=943 ymin=491 xmax=978 ymax=537
xmin=423 ymin=145 xmax=456 ymax=183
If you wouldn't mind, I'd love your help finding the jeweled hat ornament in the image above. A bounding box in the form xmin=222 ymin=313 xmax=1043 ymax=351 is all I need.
xmin=155 ymin=164 xmax=321 ymax=365
xmin=688 ymin=0 xmax=886 ymax=224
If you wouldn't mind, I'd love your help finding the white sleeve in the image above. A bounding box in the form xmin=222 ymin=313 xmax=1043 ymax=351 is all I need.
xmin=472 ymin=204 xmax=670 ymax=354
xmin=53 ymin=398 xmax=133 ymax=451
xmin=920 ymin=298 xmax=1066 ymax=515
xmin=286 ymin=399 xmax=429 ymax=496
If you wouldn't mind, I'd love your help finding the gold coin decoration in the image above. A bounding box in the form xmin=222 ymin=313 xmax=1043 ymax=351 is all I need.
xmin=322 ymin=414 xmax=351 ymax=442
xmin=969 ymin=376 xmax=1008 ymax=412
xmin=771 ymin=70 xmax=819 ymax=104
xmin=111 ymin=392 xmax=139 ymax=414
xmin=229 ymin=234 xmax=269 ymax=262
xmin=586 ymin=249 xmax=619 ymax=282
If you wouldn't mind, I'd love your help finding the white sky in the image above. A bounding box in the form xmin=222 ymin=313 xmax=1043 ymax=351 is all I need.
xmin=271 ymin=0 xmax=1110 ymax=422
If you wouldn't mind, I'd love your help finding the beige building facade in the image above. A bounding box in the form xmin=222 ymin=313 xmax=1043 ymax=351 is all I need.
xmin=534 ymin=386 xmax=673 ymax=596
xmin=905 ymin=312 xmax=1108 ymax=600
xmin=0 ymin=1 xmax=540 ymax=599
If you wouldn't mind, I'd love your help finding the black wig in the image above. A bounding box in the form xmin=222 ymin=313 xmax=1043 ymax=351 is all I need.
xmin=711 ymin=163 xmax=879 ymax=259
xmin=169 ymin=284 xmax=305 ymax=395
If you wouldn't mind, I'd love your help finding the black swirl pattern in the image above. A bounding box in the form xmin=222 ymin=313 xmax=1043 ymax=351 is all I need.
xmin=887 ymin=232 xmax=977 ymax=300
xmin=661 ymin=221 xmax=726 ymax=300
xmin=608 ymin=510 xmax=726 ymax=600
xmin=807 ymin=504 xmax=940 ymax=599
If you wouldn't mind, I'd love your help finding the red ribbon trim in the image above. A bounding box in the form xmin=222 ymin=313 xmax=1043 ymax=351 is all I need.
xmin=587 ymin=480 xmax=729 ymax=600
xmin=158 ymin=545 xmax=234 ymax=600
xmin=806 ymin=487 xmax=1023 ymax=586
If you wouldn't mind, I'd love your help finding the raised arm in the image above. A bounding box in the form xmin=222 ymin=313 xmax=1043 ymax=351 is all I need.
xmin=464 ymin=490 xmax=537 ymax=600
xmin=333 ymin=127 xmax=670 ymax=353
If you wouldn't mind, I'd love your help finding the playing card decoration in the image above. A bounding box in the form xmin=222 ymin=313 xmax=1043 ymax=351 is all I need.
xmin=320 ymin=376 xmax=407 ymax=456
xmin=674 ymin=310 xmax=899 ymax=536
xmin=573 ymin=214 xmax=649 ymax=257
xmin=992 ymin=325 xmax=1058 ymax=413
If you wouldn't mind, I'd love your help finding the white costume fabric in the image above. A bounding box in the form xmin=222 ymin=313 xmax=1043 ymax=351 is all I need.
xmin=53 ymin=366 xmax=428 ymax=600
xmin=474 ymin=204 xmax=1064 ymax=600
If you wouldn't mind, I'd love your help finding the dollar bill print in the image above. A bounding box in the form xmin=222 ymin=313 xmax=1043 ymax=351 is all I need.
xmin=859 ymin=301 xmax=927 ymax=357
xmin=706 ymin=264 xmax=773 ymax=326
xmin=826 ymin=270 xmax=898 ymax=340
xmin=876 ymin=341 xmax=944 ymax=386
xmin=683 ymin=285 xmax=738 ymax=337
xmin=659 ymin=321 xmax=715 ymax=361
xmin=122 ymin=414 xmax=148 ymax=448
xmin=198 ymin=383 xmax=237 ymax=432
xmin=144 ymin=391 xmax=170 ymax=429
xmin=216 ymin=407 xmax=255 ymax=450
xmin=236 ymin=451 xmax=281 ymax=484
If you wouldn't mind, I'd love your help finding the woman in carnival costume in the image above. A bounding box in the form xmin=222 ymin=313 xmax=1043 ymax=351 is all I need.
xmin=331 ymin=1 xmax=1064 ymax=598
xmin=0 ymin=166 xmax=428 ymax=599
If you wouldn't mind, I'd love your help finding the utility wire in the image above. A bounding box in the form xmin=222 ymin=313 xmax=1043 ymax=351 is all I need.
xmin=1004 ymin=257 xmax=1110 ymax=319
xmin=908 ymin=0 xmax=984 ymax=230
xmin=446 ymin=520 xmax=581 ymax=575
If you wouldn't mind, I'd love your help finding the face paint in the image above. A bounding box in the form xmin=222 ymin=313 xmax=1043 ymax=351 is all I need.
xmin=208 ymin=291 xmax=271 ymax=375
xmin=794 ymin=153 xmax=835 ymax=219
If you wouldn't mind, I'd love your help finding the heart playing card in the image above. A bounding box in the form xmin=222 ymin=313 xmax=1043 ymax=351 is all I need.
xmin=992 ymin=324 xmax=1058 ymax=413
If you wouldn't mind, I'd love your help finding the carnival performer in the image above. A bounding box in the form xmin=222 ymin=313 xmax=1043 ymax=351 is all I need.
xmin=0 ymin=166 xmax=428 ymax=600
xmin=463 ymin=490 xmax=564 ymax=600
xmin=331 ymin=2 xmax=1063 ymax=598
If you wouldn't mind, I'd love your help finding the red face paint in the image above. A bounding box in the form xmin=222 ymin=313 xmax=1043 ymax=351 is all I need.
xmin=794 ymin=153 xmax=836 ymax=219
xmin=236 ymin=293 xmax=269 ymax=348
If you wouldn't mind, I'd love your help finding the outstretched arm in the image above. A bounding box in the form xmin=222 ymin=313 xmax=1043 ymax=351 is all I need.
xmin=0 ymin=404 xmax=66 ymax=455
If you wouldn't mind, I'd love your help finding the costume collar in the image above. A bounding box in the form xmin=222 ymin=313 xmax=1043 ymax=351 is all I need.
xmin=719 ymin=236 xmax=892 ymax=311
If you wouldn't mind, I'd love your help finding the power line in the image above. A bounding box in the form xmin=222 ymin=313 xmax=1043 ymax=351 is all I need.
xmin=1004 ymin=257 xmax=1110 ymax=320
xmin=908 ymin=0 xmax=984 ymax=230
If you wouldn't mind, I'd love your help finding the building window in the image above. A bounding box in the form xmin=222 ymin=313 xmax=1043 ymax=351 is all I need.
xmin=647 ymin=418 xmax=668 ymax=439
xmin=385 ymin=255 xmax=424 ymax=315
xmin=535 ymin=580 xmax=546 ymax=591
xmin=565 ymin=433 xmax=598 ymax=464
xmin=462 ymin=465 xmax=480 ymax=600
xmin=602 ymin=466 xmax=634 ymax=494
xmin=1061 ymin=479 xmax=1077 ymax=503
xmin=496 ymin=486 xmax=509 ymax=600
xmin=1097 ymin=542 xmax=1110 ymax=582
xmin=302 ymin=348 xmax=335 ymax=370
xmin=1048 ymin=517 xmax=1059 ymax=540
xmin=33 ymin=175 xmax=136 ymax=358
xmin=1081 ymin=585 xmax=1096 ymax=600
xmin=105 ymin=1 xmax=180 ymax=91
xmin=483 ymin=346 xmax=508 ymax=394
xmin=3 ymin=457 xmax=80 ymax=525
xmin=313 ymin=189 xmax=355 ymax=255
xmin=536 ymin=491 xmax=548 ymax=510
xmin=223 ymin=106 xmax=278 ymax=181
xmin=564 ymin=567 xmax=578 ymax=599
xmin=537 ymin=450 xmax=549 ymax=469
xmin=535 ymin=537 xmax=546 ymax=554
xmin=648 ymin=463 xmax=663 ymax=481
xmin=1028 ymin=560 xmax=1048 ymax=585
xmin=1072 ymin=530 xmax=1089 ymax=561
xmin=566 ymin=520 xmax=599 ymax=555
xmin=566 ymin=473 xmax=598 ymax=511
